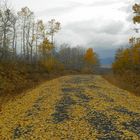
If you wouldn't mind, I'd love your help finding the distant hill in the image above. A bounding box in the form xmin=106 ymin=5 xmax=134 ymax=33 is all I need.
xmin=100 ymin=57 xmax=114 ymax=68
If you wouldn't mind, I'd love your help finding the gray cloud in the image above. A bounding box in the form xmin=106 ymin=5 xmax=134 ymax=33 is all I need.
xmin=55 ymin=16 xmax=131 ymax=59
xmin=36 ymin=1 xmax=83 ymax=17
xmin=89 ymin=0 xmax=123 ymax=7
xmin=11 ymin=0 xmax=133 ymax=59
xmin=95 ymin=21 xmax=124 ymax=34
xmin=56 ymin=19 xmax=128 ymax=46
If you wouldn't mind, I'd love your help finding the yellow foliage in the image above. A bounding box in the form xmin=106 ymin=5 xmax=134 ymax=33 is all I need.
xmin=132 ymin=44 xmax=140 ymax=65
xmin=40 ymin=57 xmax=64 ymax=72
xmin=133 ymin=3 xmax=140 ymax=13
xmin=133 ymin=16 xmax=140 ymax=24
xmin=39 ymin=38 xmax=54 ymax=56
xmin=84 ymin=48 xmax=97 ymax=65
xmin=113 ymin=43 xmax=140 ymax=73
xmin=133 ymin=3 xmax=140 ymax=24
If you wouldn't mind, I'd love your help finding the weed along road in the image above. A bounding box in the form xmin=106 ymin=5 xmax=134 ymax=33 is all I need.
xmin=0 ymin=75 xmax=140 ymax=139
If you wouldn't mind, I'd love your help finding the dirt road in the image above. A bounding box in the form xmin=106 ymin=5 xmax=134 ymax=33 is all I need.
xmin=0 ymin=75 xmax=140 ymax=140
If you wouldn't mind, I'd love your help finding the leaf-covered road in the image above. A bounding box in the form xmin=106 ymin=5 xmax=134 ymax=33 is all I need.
xmin=0 ymin=75 xmax=140 ymax=140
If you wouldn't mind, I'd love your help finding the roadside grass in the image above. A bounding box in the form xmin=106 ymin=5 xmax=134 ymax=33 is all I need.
xmin=102 ymin=71 xmax=140 ymax=96
xmin=0 ymin=62 xmax=95 ymax=105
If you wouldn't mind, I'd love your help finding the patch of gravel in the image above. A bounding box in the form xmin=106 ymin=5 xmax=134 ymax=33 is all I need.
xmin=52 ymin=95 xmax=76 ymax=123
xmin=65 ymin=77 xmax=92 ymax=84
xmin=123 ymin=119 xmax=140 ymax=136
xmin=75 ymin=93 xmax=92 ymax=103
xmin=86 ymin=110 xmax=124 ymax=139
xmin=113 ymin=106 xmax=140 ymax=117
xmin=97 ymin=92 xmax=114 ymax=102
xmin=62 ymin=88 xmax=83 ymax=93
xmin=13 ymin=125 xmax=33 ymax=139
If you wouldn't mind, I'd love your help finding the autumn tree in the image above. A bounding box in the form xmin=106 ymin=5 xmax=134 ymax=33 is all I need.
xmin=47 ymin=19 xmax=61 ymax=44
xmin=39 ymin=38 xmax=54 ymax=60
xmin=0 ymin=0 xmax=102 ymax=74
xmin=17 ymin=7 xmax=35 ymax=61
xmin=133 ymin=3 xmax=140 ymax=24
xmin=39 ymin=38 xmax=65 ymax=72
xmin=0 ymin=1 xmax=17 ymax=60
xmin=84 ymin=48 xmax=97 ymax=64
xmin=84 ymin=48 xmax=99 ymax=72
xmin=35 ymin=20 xmax=46 ymax=60
xmin=113 ymin=3 xmax=140 ymax=74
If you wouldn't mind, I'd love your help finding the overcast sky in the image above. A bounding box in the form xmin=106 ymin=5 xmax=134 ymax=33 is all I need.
xmin=10 ymin=0 xmax=139 ymax=58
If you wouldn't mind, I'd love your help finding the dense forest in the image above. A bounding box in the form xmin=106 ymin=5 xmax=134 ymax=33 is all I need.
xmin=0 ymin=1 xmax=99 ymax=97
xmin=108 ymin=3 xmax=140 ymax=95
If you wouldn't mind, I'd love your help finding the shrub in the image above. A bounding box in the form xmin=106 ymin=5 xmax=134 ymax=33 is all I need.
xmin=40 ymin=57 xmax=64 ymax=73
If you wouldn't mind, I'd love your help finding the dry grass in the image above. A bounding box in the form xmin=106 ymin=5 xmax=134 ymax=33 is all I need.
xmin=0 ymin=62 xmax=93 ymax=105
xmin=102 ymin=72 xmax=140 ymax=96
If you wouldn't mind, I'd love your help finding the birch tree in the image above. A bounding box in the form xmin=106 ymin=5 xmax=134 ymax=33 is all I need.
xmin=47 ymin=19 xmax=60 ymax=45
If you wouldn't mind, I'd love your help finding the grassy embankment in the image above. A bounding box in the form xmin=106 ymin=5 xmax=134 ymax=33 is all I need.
xmin=101 ymin=68 xmax=140 ymax=96
xmin=0 ymin=62 xmax=91 ymax=104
